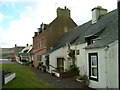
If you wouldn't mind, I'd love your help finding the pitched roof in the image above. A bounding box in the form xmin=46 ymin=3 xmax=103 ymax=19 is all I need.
xmin=43 ymin=9 xmax=118 ymax=54
xmin=84 ymin=9 xmax=118 ymax=49
xmin=42 ymin=21 xmax=91 ymax=55
xmin=46 ymin=15 xmax=77 ymax=49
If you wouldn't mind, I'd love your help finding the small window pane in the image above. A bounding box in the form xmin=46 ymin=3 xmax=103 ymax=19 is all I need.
xmin=92 ymin=68 xmax=97 ymax=76
xmin=91 ymin=56 xmax=97 ymax=66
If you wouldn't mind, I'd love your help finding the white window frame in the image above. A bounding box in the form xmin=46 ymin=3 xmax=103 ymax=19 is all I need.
xmin=89 ymin=53 xmax=98 ymax=81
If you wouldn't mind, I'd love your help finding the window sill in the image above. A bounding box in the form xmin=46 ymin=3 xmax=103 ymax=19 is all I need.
xmin=89 ymin=76 xmax=98 ymax=81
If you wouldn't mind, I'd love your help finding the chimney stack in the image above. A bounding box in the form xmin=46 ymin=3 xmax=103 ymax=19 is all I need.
xmin=26 ymin=43 xmax=29 ymax=46
xmin=92 ymin=6 xmax=107 ymax=24
xmin=34 ymin=32 xmax=38 ymax=36
xmin=57 ymin=6 xmax=70 ymax=17
xmin=15 ymin=44 xmax=17 ymax=47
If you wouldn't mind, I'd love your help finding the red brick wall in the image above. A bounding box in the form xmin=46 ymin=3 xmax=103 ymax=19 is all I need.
xmin=33 ymin=48 xmax=47 ymax=68
xmin=33 ymin=30 xmax=48 ymax=68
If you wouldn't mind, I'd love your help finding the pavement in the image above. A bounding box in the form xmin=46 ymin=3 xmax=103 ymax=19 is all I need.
xmin=29 ymin=67 xmax=94 ymax=89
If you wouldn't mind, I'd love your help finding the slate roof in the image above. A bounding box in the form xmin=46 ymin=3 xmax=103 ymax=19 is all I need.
xmin=1 ymin=53 xmax=14 ymax=57
xmin=43 ymin=9 xmax=118 ymax=55
xmin=84 ymin=9 xmax=118 ymax=49
xmin=1 ymin=48 xmax=14 ymax=52
xmin=1 ymin=46 xmax=25 ymax=59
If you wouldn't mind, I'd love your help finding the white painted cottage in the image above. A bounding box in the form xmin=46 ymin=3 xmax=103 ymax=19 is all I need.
xmin=42 ymin=6 xmax=118 ymax=89
xmin=16 ymin=45 xmax=33 ymax=64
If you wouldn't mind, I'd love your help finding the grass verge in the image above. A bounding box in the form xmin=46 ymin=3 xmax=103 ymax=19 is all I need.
xmin=1 ymin=63 xmax=52 ymax=88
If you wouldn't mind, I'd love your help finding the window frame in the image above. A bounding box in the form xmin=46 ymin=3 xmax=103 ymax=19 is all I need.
xmin=88 ymin=53 xmax=98 ymax=81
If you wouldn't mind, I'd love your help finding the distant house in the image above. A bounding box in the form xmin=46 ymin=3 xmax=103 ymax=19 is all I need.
xmin=42 ymin=6 xmax=118 ymax=88
xmin=16 ymin=44 xmax=33 ymax=64
xmin=0 ymin=44 xmax=25 ymax=61
xmin=32 ymin=6 xmax=77 ymax=68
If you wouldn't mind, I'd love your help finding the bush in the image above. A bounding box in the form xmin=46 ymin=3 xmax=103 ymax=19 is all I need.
xmin=68 ymin=65 xmax=79 ymax=72
xmin=76 ymin=75 xmax=88 ymax=80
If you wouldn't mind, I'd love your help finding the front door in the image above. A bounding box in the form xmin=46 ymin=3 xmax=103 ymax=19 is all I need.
xmin=57 ymin=58 xmax=64 ymax=72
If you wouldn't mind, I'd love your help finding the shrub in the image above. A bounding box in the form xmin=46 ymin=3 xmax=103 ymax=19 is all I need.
xmin=68 ymin=65 xmax=79 ymax=72
xmin=76 ymin=75 xmax=88 ymax=80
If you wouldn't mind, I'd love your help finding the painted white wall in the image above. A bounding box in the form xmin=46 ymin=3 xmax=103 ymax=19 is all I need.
xmin=63 ymin=46 xmax=70 ymax=70
xmin=85 ymin=40 xmax=118 ymax=88
xmin=49 ymin=45 xmax=76 ymax=73
xmin=49 ymin=47 xmax=64 ymax=73
xmin=107 ymin=40 xmax=118 ymax=88
xmin=86 ymin=47 xmax=107 ymax=88
xmin=76 ymin=43 xmax=87 ymax=75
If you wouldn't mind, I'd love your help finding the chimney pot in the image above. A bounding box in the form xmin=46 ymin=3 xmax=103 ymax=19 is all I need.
xmin=26 ymin=43 xmax=29 ymax=46
xmin=57 ymin=7 xmax=70 ymax=17
xmin=92 ymin=6 xmax=107 ymax=24
xmin=34 ymin=32 xmax=38 ymax=36
xmin=15 ymin=44 xmax=17 ymax=47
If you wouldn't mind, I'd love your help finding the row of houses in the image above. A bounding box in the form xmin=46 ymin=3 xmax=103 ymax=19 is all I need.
xmin=0 ymin=45 xmax=25 ymax=61
xmin=15 ymin=6 xmax=118 ymax=88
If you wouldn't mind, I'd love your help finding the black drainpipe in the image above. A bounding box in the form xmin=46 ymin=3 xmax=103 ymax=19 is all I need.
xmin=2 ymin=70 xmax=5 ymax=85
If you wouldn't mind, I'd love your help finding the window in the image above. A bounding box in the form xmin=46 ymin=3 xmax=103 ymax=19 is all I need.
xmin=39 ymin=38 xmax=42 ymax=48
xmin=89 ymin=53 xmax=98 ymax=81
xmin=42 ymin=38 xmax=44 ymax=47
xmin=37 ymin=55 xmax=42 ymax=61
xmin=23 ymin=50 xmax=28 ymax=53
xmin=85 ymin=35 xmax=97 ymax=46
xmin=76 ymin=50 xmax=80 ymax=55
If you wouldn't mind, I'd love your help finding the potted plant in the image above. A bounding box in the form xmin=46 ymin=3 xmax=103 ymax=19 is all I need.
xmin=76 ymin=75 xmax=88 ymax=82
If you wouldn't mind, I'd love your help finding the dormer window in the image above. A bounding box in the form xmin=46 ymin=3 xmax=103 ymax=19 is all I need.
xmin=85 ymin=35 xmax=97 ymax=45
xmin=93 ymin=38 xmax=101 ymax=43
xmin=23 ymin=50 xmax=28 ymax=53
xmin=85 ymin=27 xmax=106 ymax=45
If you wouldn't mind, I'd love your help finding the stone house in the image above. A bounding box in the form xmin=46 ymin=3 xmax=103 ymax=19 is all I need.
xmin=32 ymin=7 xmax=77 ymax=68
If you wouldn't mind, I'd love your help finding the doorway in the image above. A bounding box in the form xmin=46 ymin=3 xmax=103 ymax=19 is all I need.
xmin=57 ymin=58 xmax=64 ymax=72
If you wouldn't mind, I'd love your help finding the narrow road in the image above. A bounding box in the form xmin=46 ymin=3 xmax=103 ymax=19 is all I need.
xmin=29 ymin=67 xmax=93 ymax=89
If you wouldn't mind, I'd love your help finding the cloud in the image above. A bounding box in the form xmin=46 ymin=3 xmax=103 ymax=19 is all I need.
xmin=0 ymin=0 xmax=117 ymax=48
xmin=3 ymin=19 xmax=35 ymax=47
xmin=0 ymin=0 xmax=39 ymax=2
xmin=1 ymin=5 xmax=38 ymax=48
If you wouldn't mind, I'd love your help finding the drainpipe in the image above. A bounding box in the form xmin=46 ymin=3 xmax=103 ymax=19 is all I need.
xmin=75 ymin=44 xmax=77 ymax=65
xmin=2 ymin=70 xmax=5 ymax=85
xmin=104 ymin=46 xmax=109 ymax=88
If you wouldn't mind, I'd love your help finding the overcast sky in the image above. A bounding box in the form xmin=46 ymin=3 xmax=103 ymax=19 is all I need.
xmin=0 ymin=0 xmax=117 ymax=48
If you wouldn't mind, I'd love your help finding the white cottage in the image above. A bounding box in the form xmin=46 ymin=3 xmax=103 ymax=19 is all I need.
xmin=75 ymin=7 xmax=118 ymax=88
xmin=42 ymin=6 xmax=118 ymax=89
xmin=16 ymin=45 xmax=33 ymax=64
